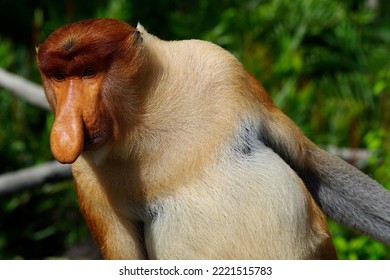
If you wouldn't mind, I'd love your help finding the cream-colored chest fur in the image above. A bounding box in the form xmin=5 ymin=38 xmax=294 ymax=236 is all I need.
xmin=142 ymin=144 xmax=324 ymax=259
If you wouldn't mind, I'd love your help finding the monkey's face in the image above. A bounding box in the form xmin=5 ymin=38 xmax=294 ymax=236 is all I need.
xmin=39 ymin=67 xmax=114 ymax=164
xmin=36 ymin=19 xmax=138 ymax=164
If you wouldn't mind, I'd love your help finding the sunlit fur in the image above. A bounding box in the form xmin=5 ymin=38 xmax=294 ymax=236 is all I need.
xmin=37 ymin=18 xmax=390 ymax=259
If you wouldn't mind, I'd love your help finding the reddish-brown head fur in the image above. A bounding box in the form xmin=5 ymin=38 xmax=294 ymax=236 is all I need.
xmin=37 ymin=19 xmax=142 ymax=164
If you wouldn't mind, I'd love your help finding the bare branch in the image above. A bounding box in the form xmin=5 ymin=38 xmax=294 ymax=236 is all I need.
xmin=326 ymin=145 xmax=373 ymax=169
xmin=0 ymin=146 xmax=373 ymax=196
xmin=0 ymin=161 xmax=72 ymax=196
xmin=0 ymin=67 xmax=51 ymax=111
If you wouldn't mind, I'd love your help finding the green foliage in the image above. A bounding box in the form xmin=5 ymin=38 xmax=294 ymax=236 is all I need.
xmin=0 ymin=182 xmax=89 ymax=259
xmin=0 ymin=0 xmax=389 ymax=259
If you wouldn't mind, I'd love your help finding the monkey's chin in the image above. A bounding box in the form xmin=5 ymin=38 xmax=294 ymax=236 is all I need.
xmin=82 ymin=139 xmax=111 ymax=165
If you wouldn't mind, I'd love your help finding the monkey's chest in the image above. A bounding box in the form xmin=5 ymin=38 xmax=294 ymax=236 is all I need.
xmin=130 ymin=149 xmax=322 ymax=259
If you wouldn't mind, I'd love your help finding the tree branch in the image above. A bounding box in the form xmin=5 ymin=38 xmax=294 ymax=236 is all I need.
xmin=0 ymin=161 xmax=72 ymax=196
xmin=0 ymin=146 xmax=373 ymax=196
xmin=326 ymin=145 xmax=373 ymax=169
xmin=0 ymin=67 xmax=51 ymax=111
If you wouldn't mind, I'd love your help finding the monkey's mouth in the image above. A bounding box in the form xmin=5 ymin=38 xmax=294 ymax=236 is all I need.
xmin=84 ymin=131 xmax=106 ymax=150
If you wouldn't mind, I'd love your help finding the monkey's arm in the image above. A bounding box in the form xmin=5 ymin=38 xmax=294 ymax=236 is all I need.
xmin=303 ymin=147 xmax=390 ymax=246
xmin=72 ymin=163 xmax=147 ymax=260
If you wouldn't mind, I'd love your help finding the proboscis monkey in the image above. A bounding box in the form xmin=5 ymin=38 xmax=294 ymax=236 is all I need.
xmin=37 ymin=18 xmax=390 ymax=259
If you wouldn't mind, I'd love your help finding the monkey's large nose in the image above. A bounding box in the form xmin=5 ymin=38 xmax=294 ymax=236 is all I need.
xmin=50 ymin=113 xmax=84 ymax=164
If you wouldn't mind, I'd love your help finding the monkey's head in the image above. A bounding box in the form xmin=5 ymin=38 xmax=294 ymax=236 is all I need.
xmin=37 ymin=18 xmax=143 ymax=164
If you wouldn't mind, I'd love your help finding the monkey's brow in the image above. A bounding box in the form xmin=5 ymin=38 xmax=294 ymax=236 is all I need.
xmin=62 ymin=39 xmax=76 ymax=53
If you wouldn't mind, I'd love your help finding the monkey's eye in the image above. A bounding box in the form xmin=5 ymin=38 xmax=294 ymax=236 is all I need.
xmin=83 ymin=68 xmax=96 ymax=78
xmin=53 ymin=71 xmax=65 ymax=81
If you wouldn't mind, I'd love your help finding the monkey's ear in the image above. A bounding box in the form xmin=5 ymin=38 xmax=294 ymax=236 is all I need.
xmin=35 ymin=46 xmax=39 ymax=54
xmin=136 ymin=22 xmax=147 ymax=35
